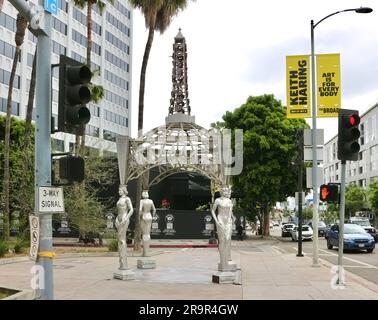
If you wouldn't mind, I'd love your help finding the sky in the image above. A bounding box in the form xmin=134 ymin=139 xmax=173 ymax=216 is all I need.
xmin=130 ymin=0 xmax=378 ymax=142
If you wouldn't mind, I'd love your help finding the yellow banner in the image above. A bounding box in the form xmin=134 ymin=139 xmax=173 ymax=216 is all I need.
xmin=286 ymin=55 xmax=311 ymax=118
xmin=316 ymin=53 xmax=341 ymax=117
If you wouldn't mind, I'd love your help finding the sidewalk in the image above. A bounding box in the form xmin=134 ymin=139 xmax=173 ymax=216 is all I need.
xmin=0 ymin=237 xmax=377 ymax=300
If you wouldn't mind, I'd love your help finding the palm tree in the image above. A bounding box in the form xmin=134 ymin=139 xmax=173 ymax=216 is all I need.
xmin=129 ymin=0 xmax=192 ymax=250
xmin=72 ymin=0 xmax=108 ymax=155
xmin=2 ymin=14 xmax=28 ymax=240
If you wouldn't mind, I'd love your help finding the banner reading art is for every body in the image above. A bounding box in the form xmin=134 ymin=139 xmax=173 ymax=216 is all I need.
xmin=316 ymin=53 xmax=341 ymax=118
xmin=286 ymin=55 xmax=311 ymax=118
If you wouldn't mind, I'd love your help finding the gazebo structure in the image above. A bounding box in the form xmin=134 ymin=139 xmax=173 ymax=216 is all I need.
xmin=116 ymin=29 xmax=236 ymax=190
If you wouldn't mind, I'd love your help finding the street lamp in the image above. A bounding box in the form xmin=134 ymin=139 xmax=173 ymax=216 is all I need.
xmin=310 ymin=6 xmax=372 ymax=267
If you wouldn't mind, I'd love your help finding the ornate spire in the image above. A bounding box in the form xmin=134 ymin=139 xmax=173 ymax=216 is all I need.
xmin=169 ymin=28 xmax=191 ymax=116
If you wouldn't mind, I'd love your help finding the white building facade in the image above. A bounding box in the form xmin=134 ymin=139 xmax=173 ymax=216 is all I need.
xmin=0 ymin=0 xmax=133 ymax=154
xmin=323 ymin=103 xmax=378 ymax=187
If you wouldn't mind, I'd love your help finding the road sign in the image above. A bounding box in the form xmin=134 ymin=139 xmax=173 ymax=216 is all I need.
xmin=38 ymin=186 xmax=65 ymax=213
xmin=303 ymin=129 xmax=324 ymax=146
xmin=29 ymin=215 xmax=39 ymax=261
xmin=306 ymin=167 xmax=324 ymax=188
xmin=44 ymin=0 xmax=58 ymax=14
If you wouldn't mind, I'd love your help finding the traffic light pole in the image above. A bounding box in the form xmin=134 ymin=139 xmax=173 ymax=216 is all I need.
xmin=35 ymin=14 xmax=53 ymax=299
xmin=337 ymin=160 xmax=346 ymax=285
xmin=297 ymin=130 xmax=304 ymax=257
xmin=8 ymin=0 xmax=54 ymax=300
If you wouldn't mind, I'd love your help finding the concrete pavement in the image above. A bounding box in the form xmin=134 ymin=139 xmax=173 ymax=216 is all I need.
xmin=0 ymin=237 xmax=377 ymax=300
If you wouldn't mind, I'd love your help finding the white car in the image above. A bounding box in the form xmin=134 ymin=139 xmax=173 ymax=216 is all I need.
xmin=290 ymin=225 xmax=313 ymax=241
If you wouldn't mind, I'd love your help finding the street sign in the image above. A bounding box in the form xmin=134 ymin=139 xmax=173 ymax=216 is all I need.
xmin=38 ymin=186 xmax=65 ymax=213
xmin=304 ymin=146 xmax=324 ymax=162
xmin=303 ymin=129 xmax=324 ymax=146
xmin=29 ymin=215 xmax=39 ymax=261
xmin=44 ymin=0 xmax=58 ymax=14
xmin=306 ymin=167 xmax=324 ymax=188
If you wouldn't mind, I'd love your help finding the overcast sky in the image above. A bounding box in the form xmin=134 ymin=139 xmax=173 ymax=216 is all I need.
xmin=130 ymin=0 xmax=378 ymax=142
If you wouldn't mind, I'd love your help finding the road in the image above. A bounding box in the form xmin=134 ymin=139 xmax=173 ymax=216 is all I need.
xmin=269 ymin=226 xmax=378 ymax=285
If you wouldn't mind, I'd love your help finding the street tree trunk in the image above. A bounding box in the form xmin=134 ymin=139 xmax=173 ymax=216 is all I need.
xmin=80 ymin=0 xmax=94 ymax=154
xmin=137 ymin=25 xmax=154 ymax=136
xmin=263 ymin=203 xmax=270 ymax=236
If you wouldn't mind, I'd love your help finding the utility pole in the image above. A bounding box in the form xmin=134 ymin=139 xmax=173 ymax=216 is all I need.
xmin=8 ymin=0 xmax=53 ymax=299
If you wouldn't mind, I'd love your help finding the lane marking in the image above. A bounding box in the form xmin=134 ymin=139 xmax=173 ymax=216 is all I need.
xmin=318 ymin=249 xmax=378 ymax=269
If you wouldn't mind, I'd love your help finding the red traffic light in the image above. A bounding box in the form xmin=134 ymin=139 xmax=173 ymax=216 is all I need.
xmin=319 ymin=183 xmax=339 ymax=203
xmin=349 ymin=114 xmax=360 ymax=126
xmin=320 ymin=185 xmax=329 ymax=202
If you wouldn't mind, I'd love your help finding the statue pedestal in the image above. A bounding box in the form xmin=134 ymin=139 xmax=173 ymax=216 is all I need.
xmin=212 ymin=271 xmax=236 ymax=284
xmin=218 ymin=261 xmax=237 ymax=272
xmin=137 ymin=257 xmax=156 ymax=269
xmin=113 ymin=269 xmax=135 ymax=281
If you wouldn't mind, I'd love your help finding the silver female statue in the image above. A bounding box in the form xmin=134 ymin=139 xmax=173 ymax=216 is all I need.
xmin=115 ymin=185 xmax=133 ymax=270
xmin=139 ymin=190 xmax=156 ymax=257
xmin=211 ymin=186 xmax=234 ymax=271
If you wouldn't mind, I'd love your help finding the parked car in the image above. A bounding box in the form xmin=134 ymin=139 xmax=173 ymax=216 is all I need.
xmin=349 ymin=217 xmax=378 ymax=243
xmin=327 ymin=224 xmax=375 ymax=253
xmin=281 ymin=223 xmax=296 ymax=237
xmin=290 ymin=225 xmax=313 ymax=241
xmin=308 ymin=220 xmax=327 ymax=237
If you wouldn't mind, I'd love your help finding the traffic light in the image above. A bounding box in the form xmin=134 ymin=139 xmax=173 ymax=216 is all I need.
xmin=319 ymin=183 xmax=339 ymax=203
xmin=338 ymin=109 xmax=360 ymax=161
xmin=58 ymin=155 xmax=85 ymax=183
xmin=58 ymin=55 xmax=92 ymax=134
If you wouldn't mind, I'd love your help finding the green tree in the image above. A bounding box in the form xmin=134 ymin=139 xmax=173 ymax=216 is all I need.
xmin=368 ymin=180 xmax=378 ymax=222
xmin=0 ymin=116 xmax=35 ymax=235
xmin=222 ymin=94 xmax=308 ymax=236
xmin=129 ymin=0 xmax=192 ymax=250
xmin=2 ymin=14 xmax=28 ymax=239
xmin=345 ymin=185 xmax=367 ymax=218
xmin=63 ymin=155 xmax=119 ymax=236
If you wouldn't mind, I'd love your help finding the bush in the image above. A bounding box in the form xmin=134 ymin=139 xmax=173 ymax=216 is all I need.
xmin=108 ymin=239 xmax=118 ymax=252
xmin=14 ymin=239 xmax=27 ymax=254
xmin=0 ymin=240 xmax=8 ymax=257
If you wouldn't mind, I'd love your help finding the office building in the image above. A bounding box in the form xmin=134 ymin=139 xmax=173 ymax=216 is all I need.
xmin=0 ymin=0 xmax=132 ymax=154
xmin=323 ymin=102 xmax=378 ymax=187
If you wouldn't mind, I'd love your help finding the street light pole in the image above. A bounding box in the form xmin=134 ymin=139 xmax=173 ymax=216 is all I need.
xmin=310 ymin=6 xmax=372 ymax=268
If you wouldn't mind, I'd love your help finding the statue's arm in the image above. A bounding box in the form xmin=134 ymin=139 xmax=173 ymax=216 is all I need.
xmin=211 ymin=200 xmax=219 ymax=225
xmin=126 ymin=198 xmax=134 ymax=220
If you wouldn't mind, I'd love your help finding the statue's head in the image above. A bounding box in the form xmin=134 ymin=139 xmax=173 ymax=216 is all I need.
xmin=220 ymin=186 xmax=231 ymax=198
xmin=119 ymin=185 xmax=128 ymax=196
xmin=142 ymin=190 xmax=149 ymax=199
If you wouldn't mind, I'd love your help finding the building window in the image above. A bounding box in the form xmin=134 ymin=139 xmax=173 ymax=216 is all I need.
xmin=52 ymin=17 xmax=67 ymax=35
xmin=105 ymin=70 xmax=127 ymax=90
xmin=0 ymin=12 xmax=16 ymax=32
xmin=0 ymin=69 xmax=20 ymax=89
xmin=72 ymin=7 xmax=102 ymax=36
xmin=57 ymin=0 xmax=68 ymax=13
xmin=52 ymin=40 xmax=66 ymax=55
xmin=52 ymin=138 xmax=64 ymax=152
xmin=72 ymin=30 xmax=101 ymax=56
xmin=0 ymin=40 xmax=16 ymax=59
xmin=103 ymin=129 xmax=117 ymax=142
xmin=104 ymin=109 xmax=128 ymax=127
xmin=359 ymin=179 xmax=366 ymax=187
xmin=359 ymin=166 xmax=363 ymax=174
xmin=105 ymin=90 xmax=128 ymax=108
xmin=105 ymin=50 xmax=129 ymax=72
xmin=106 ymin=12 xmax=130 ymax=36
xmin=0 ymin=97 xmax=19 ymax=115
xmin=105 ymin=31 xmax=129 ymax=54
xmin=86 ymin=124 xmax=99 ymax=137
